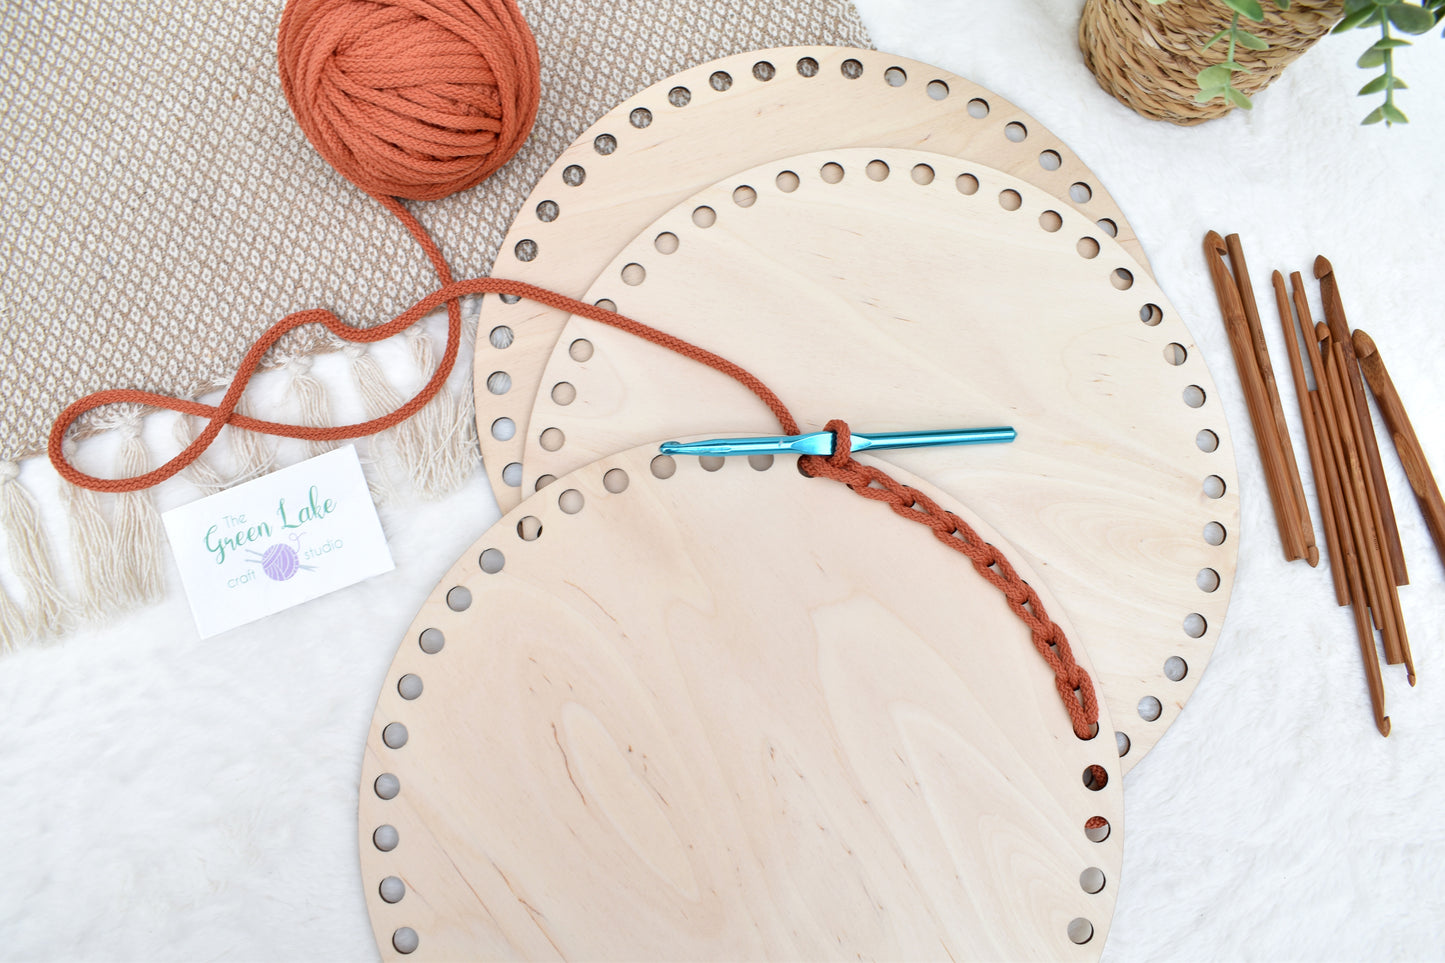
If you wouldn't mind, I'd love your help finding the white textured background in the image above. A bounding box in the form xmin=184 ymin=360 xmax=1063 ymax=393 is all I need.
xmin=3 ymin=0 xmax=1444 ymax=959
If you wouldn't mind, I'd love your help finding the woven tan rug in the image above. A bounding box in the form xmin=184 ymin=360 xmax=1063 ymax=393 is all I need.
xmin=0 ymin=0 xmax=870 ymax=464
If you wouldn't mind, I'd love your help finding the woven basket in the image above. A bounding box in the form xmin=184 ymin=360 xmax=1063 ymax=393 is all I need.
xmin=1079 ymin=0 xmax=1344 ymax=124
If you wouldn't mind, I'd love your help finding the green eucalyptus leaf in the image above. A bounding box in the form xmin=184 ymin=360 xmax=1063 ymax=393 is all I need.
xmin=1236 ymin=29 xmax=1271 ymax=48
xmin=1387 ymin=3 xmax=1436 ymax=31
xmin=1222 ymin=0 xmax=1266 ymax=20
xmin=1382 ymin=101 xmax=1409 ymax=123
xmin=1372 ymin=36 xmax=1413 ymax=46
xmin=1224 ymin=86 xmax=1254 ymax=108
xmin=1357 ymin=46 xmax=1388 ymax=66
xmin=1203 ymin=28 xmax=1231 ymax=48
xmin=1363 ymin=105 xmax=1387 ymax=123
xmin=1146 ymin=0 xmax=1168 ymax=5
xmin=1335 ymin=6 xmax=1378 ymax=29
xmin=1195 ymin=87 xmax=1227 ymax=103
xmin=1219 ymin=60 xmax=1248 ymax=70
xmin=1197 ymin=64 xmax=1234 ymax=87
xmin=1358 ymin=73 xmax=1390 ymax=93
xmin=1371 ymin=0 xmax=1393 ymax=7
xmin=1344 ymin=0 xmax=1375 ymax=12
xmin=1276 ymin=0 xmax=1290 ymax=7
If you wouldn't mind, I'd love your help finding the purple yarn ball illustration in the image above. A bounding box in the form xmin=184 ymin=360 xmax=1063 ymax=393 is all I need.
xmin=259 ymin=543 xmax=300 ymax=581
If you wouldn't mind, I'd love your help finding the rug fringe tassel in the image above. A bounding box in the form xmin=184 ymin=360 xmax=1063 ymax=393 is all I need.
xmin=406 ymin=329 xmax=477 ymax=498
xmin=173 ymin=414 xmax=230 ymax=496
xmin=347 ymin=344 xmax=409 ymax=505
xmin=111 ymin=420 xmax=165 ymax=606
xmin=229 ymin=398 xmax=278 ymax=485
xmin=0 ymin=581 xmax=29 ymax=652
xmin=0 ymin=460 xmax=71 ymax=640
xmin=287 ymin=356 xmax=337 ymax=460
xmin=58 ymin=441 xmax=125 ymax=621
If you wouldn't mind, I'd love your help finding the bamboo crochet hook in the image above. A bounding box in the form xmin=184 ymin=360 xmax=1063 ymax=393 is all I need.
xmin=1353 ymin=329 xmax=1445 ymax=576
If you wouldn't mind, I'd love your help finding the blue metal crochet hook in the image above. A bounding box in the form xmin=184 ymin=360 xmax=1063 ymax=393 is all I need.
xmin=659 ymin=426 xmax=1016 ymax=458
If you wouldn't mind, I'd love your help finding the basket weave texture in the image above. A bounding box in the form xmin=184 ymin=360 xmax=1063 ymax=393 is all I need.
xmin=1079 ymin=0 xmax=1344 ymax=124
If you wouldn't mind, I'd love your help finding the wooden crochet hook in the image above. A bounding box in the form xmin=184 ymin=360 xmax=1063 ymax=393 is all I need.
xmin=1353 ymin=329 xmax=1445 ymax=576
xmin=1315 ymin=257 xmax=1407 ymax=585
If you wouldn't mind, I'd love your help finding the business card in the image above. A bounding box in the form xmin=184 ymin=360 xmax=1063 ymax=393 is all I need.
xmin=161 ymin=445 xmax=394 ymax=638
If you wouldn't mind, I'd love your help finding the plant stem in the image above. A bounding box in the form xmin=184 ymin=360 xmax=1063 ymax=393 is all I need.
xmin=1227 ymin=10 xmax=1239 ymax=67
xmin=1380 ymin=18 xmax=1397 ymax=122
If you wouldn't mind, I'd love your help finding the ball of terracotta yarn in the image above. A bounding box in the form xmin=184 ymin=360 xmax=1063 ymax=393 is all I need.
xmin=277 ymin=0 xmax=541 ymax=201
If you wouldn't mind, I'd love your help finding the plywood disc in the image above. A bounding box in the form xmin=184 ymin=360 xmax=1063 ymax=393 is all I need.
xmin=521 ymin=149 xmax=1239 ymax=773
xmin=476 ymin=45 xmax=1150 ymax=510
xmin=359 ymin=444 xmax=1123 ymax=961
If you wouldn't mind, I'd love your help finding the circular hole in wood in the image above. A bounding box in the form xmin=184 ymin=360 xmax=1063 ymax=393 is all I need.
xmin=569 ymin=338 xmax=594 ymax=361
xmin=967 ymin=97 xmax=989 ymax=118
xmin=733 ymin=184 xmax=757 ymax=207
xmin=1080 ymin=867 xmax=1106 ymax=894
xmin=866 ymin=160 xmax=890 ymax=181
xmin=1068 ymin=918 xmax=1095 ymax=945
xmin=654 ymin=231 xmax=679 ymax=254
xmin=373 ymin=825 xmax=399 ymax=852
xmin=1184 ymin=613 xmax=1207 ymax=638
xmin=594 ymin=298 xmax=616 ymax=312
xmin=562 ymin=164 xmax=585 ymax=187
xmin=1204 ymin=475 xmax=1227 ymax=498
xmin=539 ymin=427 xmax=565 ymax=452
xmin=1004 ymin=121 xmax=1027 ymax=142
xmin=927 ymin=79 xmax=949 ymax=100
xmin=820 ymin=162 xmax=844 ymax=184
xmin=374 ymin=773 xmax=400 ymax=799
xmin=1184 ymin=385 xmax=1206 ymax=407
xmin=558 ymin=489 xmax=584 ymax=514
xmin=1112 ymin=268 xmax=1134 ymax=290
xmin=1039 ymin=210 xmax=1062 ymax=232
xmin=485 ymin=371 xmax=511 ymax=395
xmin=948 ymin=173 xmax=977 ymax=197
xmin=841 ymin=58 xmax=863 ymax=79
xmin=593 ymin=133 xmax=616 ymax=155
xmin=1196 ymin=429 xmax=1219 ymax=452
xmin=629 ymin=106 xmax=652 ymax=128
xmin=621 ymin=262 xmax=646 ymax=285
xmin=748 ymin=454 xmax=775 ymax=471
xmin=1115 ymin=731 xmax=1130 ymax=756
xmin=517 ymin=516 xmax=543 ymax=541
xmin=1138 ymin=304 xmax=1161 ymax=326
xmin=699 ymin=455 xmax=725 ymax=472
xmin=796 ymin=56 xmax=819 ymax=77
xmin=752 ymin=60 xmax=775 ymax=81
xmin=534 ymin=474 xmax=556 ymax=491
xmin=393 ymin=927 xmax=419 ymax=955
xmin=689 ymin=204 xmax=718 ymax=228
xmin=1165 ymin=656 xmax=1190 ymax=681
xmin=668 ymin=85 xmax=691 ymax=107
xmin=1077 ymin=236 xmax=1100 ymax=259
xmin=1197 ymin=567 xmax=1220 ymax=592
xmin=1163 ymin=343 xmax=1187 ymax=365
xmin=514 ymin=239 xmax=537 ymax=262
xmin=499 ymin=292 xmax=520 ymax=305
xmin=1038 ymin=149 xmax=1062 ymax=171
xmin=445 ymin=586 xmax=471 ymax=612
xmin=710 ymin=70 xmax=732 ymax=91
xmin=776 ymin=170 xmax=800 ymax=192
xmin=1204 ymin=520 xmax=1227 ymax=544
xmin=1086 ymin=818 xmax=1111 ymax=843
xmin=418 ymin=628 xmax=445 ymax=654
xmin=911 ymin=163 xmax=934 ymax=185
xmin=1082 ymin=765 xmax=1108 ymax=791
xmin=884 ymin=66 xmax=907 ymax=87
xmin=488 ymin=325 xmax=513 ymax=349
xmin=1098 ymin=217 xmax=1119 ymax=237
xmin=379 ymin=876 xmax=406 ymax=903
xmin=501 ymin=462 xmax=522 ymax=488
xmin=479 ymin=548 xmax=505 ymax=574
xmin=382 ymin=722 xmax=408 ymax=749
xmin=998 ymin=189 xmax=1022 ymax=211
xmin=1138 ymin=695 xmax=1163 ymax=722
xmin=603 ymin=468 xmax=630 ymax=493
xmin=551 ymin=382 xmax=576 ymax=406
xmin=397 ymin=674 xmax=423 ymax=700
xmin=490 ymin=417 xmax=515 ymax=442
xmin=1069 ymin=181 xmax=1093 ymax=203
xmin=535 ymin=199 xmax=558 ymax=222
xmin=650 ymin=454 xmax=677 ymax=479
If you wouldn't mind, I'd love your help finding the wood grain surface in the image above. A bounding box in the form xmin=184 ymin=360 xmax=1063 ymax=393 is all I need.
xmin=474 ymin=45 xmax=1151 ymax=511
xmin=359 ymin=444 xmax=1124 ymax=961
xmin=520 ymin=149 xmax=1238 ymax=773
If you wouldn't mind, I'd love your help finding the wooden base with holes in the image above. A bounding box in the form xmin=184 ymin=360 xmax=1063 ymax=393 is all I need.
xmin=519 ymin=149 xmax=1238 ymax=773
xmin=475 ymin=45 xmax=1152 ymax=512
xmin=359 ymin=444 xmax=1124 ymax=961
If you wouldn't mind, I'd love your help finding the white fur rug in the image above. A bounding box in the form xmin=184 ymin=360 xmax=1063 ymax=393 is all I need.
xmin=4 ymin=1 xmax=1444 ymax=959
